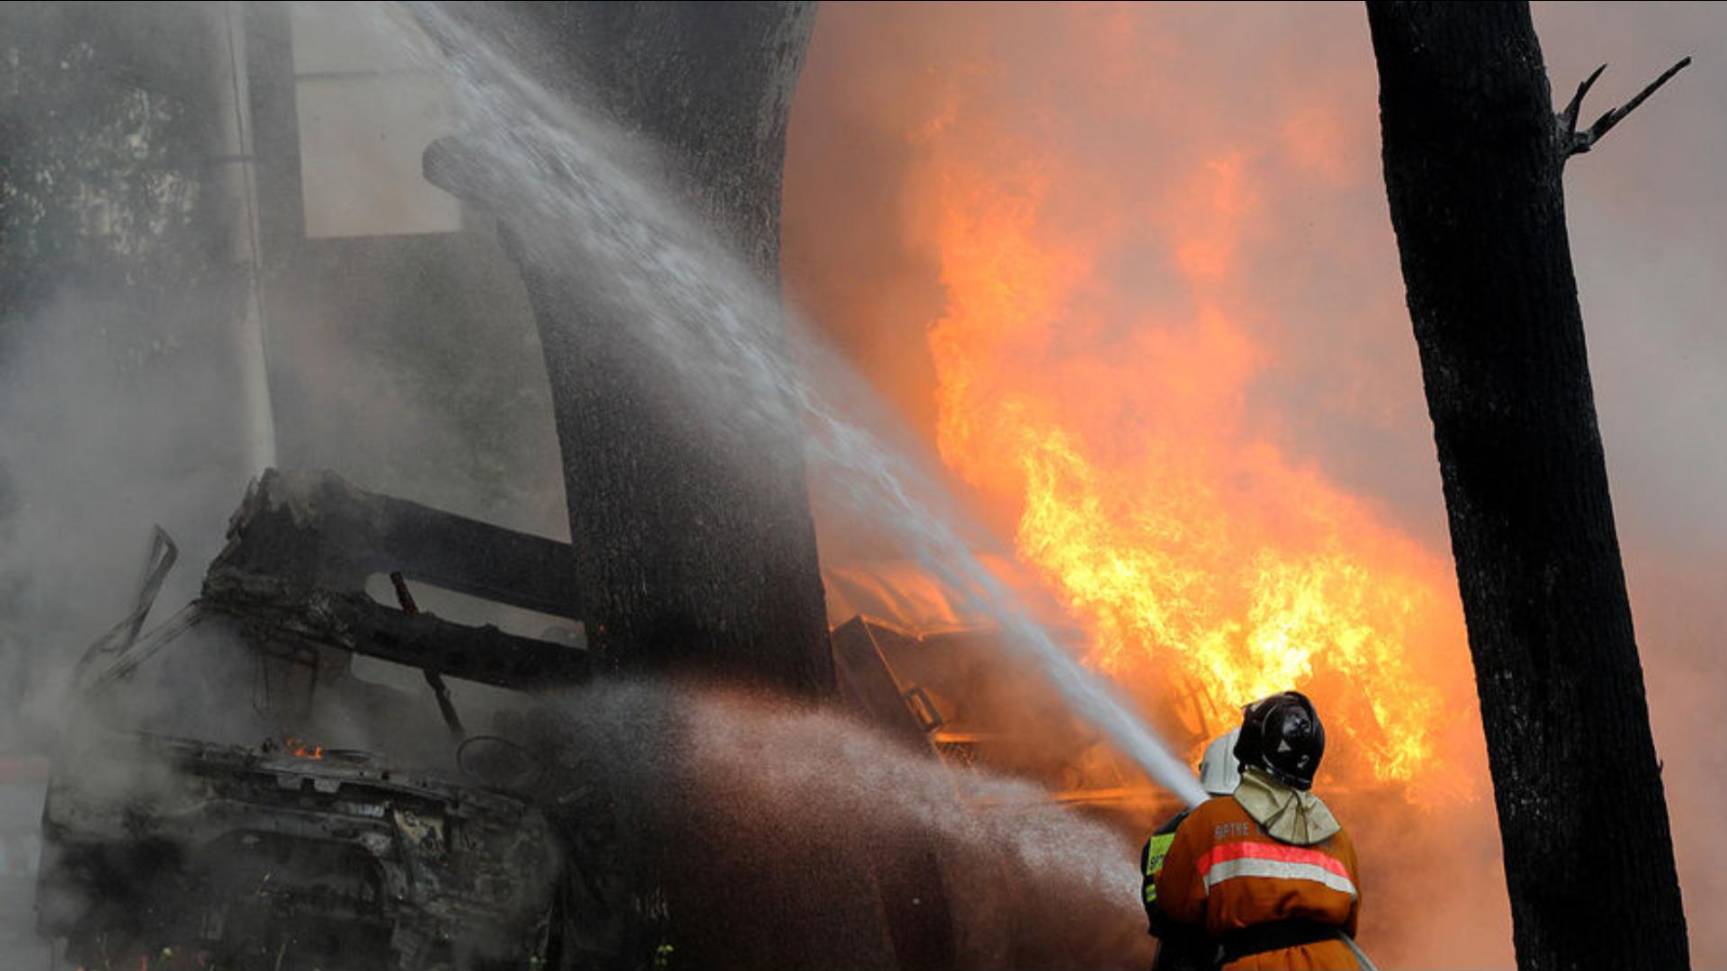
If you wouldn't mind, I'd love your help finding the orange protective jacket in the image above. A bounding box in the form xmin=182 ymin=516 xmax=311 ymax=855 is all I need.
xmin=1153 ymin=794 xmax=1361 ymax=971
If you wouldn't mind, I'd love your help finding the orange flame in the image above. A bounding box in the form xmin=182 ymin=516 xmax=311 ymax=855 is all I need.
xmin=284 ymin=737 xmax=324 ymax=760
xmin=881 ymin=13 xmax=1475 ymax=802
xmin=786 ymin=7 xmax=1513 ymax=961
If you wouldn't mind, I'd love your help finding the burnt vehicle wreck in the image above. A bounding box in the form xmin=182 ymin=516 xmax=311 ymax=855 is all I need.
xmin=35 ymin=470 xmax=611 ymax=971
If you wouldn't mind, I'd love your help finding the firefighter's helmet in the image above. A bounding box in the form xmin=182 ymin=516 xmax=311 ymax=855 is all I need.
xmin=1233 ymin=691 xmax=1325 ymax=791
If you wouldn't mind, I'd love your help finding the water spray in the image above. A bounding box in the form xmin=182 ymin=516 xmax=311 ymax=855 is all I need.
xmin=399 ymin=1 xmax=1208 ymax=809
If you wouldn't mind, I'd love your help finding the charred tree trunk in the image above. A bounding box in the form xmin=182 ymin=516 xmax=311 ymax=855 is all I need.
xmin=428 ymin=2 xmax=834 ymax=696
xmin=418 ymin=8 xmax=910 ymax=970
xmin=1366 ymin=4 xmax=1689 ymax=969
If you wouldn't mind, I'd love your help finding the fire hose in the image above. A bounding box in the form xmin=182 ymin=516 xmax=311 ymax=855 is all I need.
xmin=1340 ymin=932 xmax=1380 ymax=971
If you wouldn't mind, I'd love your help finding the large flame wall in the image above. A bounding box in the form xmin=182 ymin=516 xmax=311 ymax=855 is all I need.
xmin=782 ymin=5 xmax=1521 ymax=961
xmin=786 ymin=5 xmax=1727 ymax=967
xmin=786 ymin=3 xmax=1480 ymax=802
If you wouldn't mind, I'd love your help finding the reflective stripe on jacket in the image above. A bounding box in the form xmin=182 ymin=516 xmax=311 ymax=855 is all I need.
xmin=1142 ymin=809 xmax=1189 ymax=913
xmin=1154 ymin=795 xmax=1361 ymax=970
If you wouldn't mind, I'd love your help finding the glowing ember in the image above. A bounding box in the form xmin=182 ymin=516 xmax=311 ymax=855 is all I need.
xmin=284 ymin=737 xmax=324 ymax=760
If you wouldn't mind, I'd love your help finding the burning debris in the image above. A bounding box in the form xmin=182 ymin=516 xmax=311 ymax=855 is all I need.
xmin=34 ymin=471 xmax=600 ymax=971
xmin=832 ymin=616 xmax=1184 ymax=819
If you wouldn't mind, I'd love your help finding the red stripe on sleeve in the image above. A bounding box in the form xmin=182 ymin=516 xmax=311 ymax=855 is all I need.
xmin=1195 ymin=840 xmax=1351 ymax=881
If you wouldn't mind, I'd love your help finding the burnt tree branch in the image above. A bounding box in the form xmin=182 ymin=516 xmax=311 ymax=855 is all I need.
xmin=1558 ymin=56 xmax=1691 ymax=160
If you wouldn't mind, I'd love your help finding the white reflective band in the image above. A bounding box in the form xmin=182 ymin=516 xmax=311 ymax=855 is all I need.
xmin=1202 ymin=856 xmax=1359 ymax=899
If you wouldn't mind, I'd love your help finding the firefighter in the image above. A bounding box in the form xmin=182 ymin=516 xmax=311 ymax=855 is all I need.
xmin=1142 ymin=729 xmax=1242 ymax=970
xmin=1153 ymin=692 xmax=1361 ymax=970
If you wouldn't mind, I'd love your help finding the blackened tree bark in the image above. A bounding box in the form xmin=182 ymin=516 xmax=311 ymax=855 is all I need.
xmin=418 ymin=8 xmax=905 ymax=970
xmin=1367 ymin=4 xmax=1689 ymax=969
xmin=428 ymin=2 xmax=834 ymax=697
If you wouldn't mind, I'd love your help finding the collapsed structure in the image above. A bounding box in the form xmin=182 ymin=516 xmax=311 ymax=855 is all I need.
xmin=38 ymin=471 xmax=588 ymax=970
xmin=37 ymin=470 xmax=1176 ymax=970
